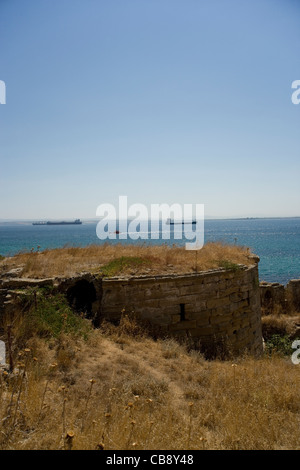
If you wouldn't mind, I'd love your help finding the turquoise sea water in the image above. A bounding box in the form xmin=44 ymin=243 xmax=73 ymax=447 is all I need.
xmin=0 ymin=218 xmax=300 ymax=285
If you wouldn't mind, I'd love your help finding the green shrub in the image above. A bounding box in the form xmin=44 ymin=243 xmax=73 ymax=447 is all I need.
xmin=217 ymin=260 xmax=241 ymax=271
xmin=99 ymin=256 xmax=151 ymax=277
xmin=21 ymin=288 xmax=92 ymax=340
xmin=264 ymin=334 xmax=292 ymax=357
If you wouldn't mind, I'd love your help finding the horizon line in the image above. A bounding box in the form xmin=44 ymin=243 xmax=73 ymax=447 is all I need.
xmin=1 ymin=215 xmax=300 ymax=223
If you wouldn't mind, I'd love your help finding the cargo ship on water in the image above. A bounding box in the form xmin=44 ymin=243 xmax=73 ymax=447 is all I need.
xmin=166 ymin=218 xmax=197 ymax=225
xmin=32 ymin=219 xmax=82 ymax=226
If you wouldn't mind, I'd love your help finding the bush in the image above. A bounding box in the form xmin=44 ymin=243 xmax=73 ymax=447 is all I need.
xmin=264 ymin=334 xmax=292 ymax=357
xmin=99 ymin=256 xmax=151 ymax=277
xmin=20 ymin=288 xmax=92 ymax=340
xmin=217 ymin=260 xmax=241 ymax=271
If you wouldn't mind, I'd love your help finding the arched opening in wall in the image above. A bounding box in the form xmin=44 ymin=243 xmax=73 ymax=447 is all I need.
xmin=264 ymin=290 xmax=272 ymax=302
xmin=263 ymin=289 xmax=273 ymax=313
xmin=66 ymin=280 xmax=97 ymax=319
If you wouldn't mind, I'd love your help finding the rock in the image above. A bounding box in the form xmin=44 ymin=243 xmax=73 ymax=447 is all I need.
xmin=1 ymin=278 xmax=54 ymax=289
xmin=3 ymin=267 xmax=24 ymax=278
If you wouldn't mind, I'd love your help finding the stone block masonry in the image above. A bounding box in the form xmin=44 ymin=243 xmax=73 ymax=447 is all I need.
xmin=286 ymin=280 xmax=300 ymax=311
xmin=101 ymin=263 xmax=263 ymax=357
xmin=260 ymin=279 xmax=300 ymax=313
xmin=0 ymin=261 xmax=264 ymax=358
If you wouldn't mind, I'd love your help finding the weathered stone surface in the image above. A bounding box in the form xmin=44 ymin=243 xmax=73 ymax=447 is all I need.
xmin=206 ymin=297 xmax=231 ymax=309
xmin=286 ymin=280 xmax=300 ymax=311
xmin=100 ymin=264 xmax=264 ymax=357
xmin=0 ymin=261 xmax=264 ymax=358
xmin=169 ymin=320 xmax=197 ymax=331
xmin=2 ymin=278 xmax=54 ymax=289
xmin=230 ymin=292 xmax=249 ymax=303
xmin=190 ymin=326 xmax=214 ymax=336
xmin=2 ymin=267 xmax=24 ymax=278
xmin=259 ymin=279 xmax=300 ymax=313
xmin=187 ymin=311 xmax=211 ymax=323
xmin=260 ymin=282 xmax=285 ymax=313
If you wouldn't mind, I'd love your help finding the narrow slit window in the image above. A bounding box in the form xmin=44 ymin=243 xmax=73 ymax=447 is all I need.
xmin=180 ymin=304 xmax=186 ymax=321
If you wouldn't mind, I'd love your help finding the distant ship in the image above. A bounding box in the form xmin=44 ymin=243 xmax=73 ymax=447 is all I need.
xmin=166 ymin=218 xmax=197 ymax=225
xmin=32 ymin=219 xmax=82 ymax=226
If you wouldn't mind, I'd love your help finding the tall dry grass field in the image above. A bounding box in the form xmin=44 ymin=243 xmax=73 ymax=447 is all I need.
xmin=1 ymin=312 xmax=300 ymax=450
xmin=1 ymin=242 xmax=299 ymax=450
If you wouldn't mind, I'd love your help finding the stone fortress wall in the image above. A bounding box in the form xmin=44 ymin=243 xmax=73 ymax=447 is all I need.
xmin=101 ymin=262 xmax=263 ymax=356
xmin=0 ymin=256 xmax=264 ymax=358
xmin=260 ymin=279 xmax=300 ymax=313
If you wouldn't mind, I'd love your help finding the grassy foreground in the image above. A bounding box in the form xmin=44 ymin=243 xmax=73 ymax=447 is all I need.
xmin=1 ymin=292 xmax=300 ymax=451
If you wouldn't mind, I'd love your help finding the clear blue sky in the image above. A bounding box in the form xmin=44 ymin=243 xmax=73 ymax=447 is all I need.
xmin=0 ymin=0 xmax=299 ymax=219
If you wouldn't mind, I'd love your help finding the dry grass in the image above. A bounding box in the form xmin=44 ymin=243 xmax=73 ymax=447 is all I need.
xmin=1 ymin=313 xmax=300 ymax=450
xmin=0 ymin=242 xmax=253 ymax=279
xmin=261 ymin=299 xmax=300 ymax=338
xmin=262 ymin=314 xmax=300 ymax=338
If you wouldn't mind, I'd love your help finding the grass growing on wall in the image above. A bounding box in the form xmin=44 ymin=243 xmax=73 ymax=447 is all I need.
xmin=0 ymin=242 xmax=254 ymax=278
xmin=99 ymin=256 xmax=152 ymax=277
xmin=217 ymin=260 xmax=241 ymax=271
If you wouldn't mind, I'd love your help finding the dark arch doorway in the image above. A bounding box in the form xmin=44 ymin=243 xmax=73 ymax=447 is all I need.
xmin=66 ymin=280 xmax=97 ymax=319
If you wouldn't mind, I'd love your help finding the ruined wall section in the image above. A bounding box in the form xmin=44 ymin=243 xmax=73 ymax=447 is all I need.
xmin=101 ymin=264 xmax=263 ymax=356
xmin=260 ymin=279 xmax=300 ymax=313
xmin=0 ymin=262 xmax=264 ymax=357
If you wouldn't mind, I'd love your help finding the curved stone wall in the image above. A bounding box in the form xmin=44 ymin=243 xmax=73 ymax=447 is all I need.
xmin=0 ymin=260 xmax=264 ymax=358
xmin=101 ymin=262 xmax=263 ymax=357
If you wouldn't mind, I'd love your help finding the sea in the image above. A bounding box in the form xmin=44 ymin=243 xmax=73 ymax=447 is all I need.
xmin=0 ymin=218 xmax=300 ymax=286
